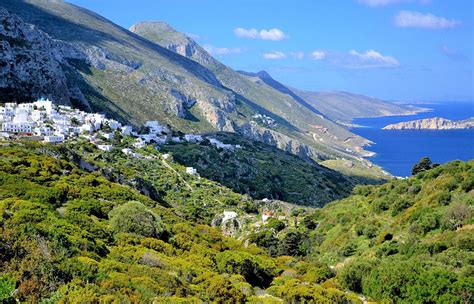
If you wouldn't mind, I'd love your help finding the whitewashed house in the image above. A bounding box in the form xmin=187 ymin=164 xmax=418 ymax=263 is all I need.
xmin=80 ymin=124 xmax=94 ymax=133
xmin=133 ymin=138 xmax=146 ymax=148
xmin=121 ymin=125 xmax=133 ymax=136
xmin=102 ymin=133 xmax=114 ymax=140
xmin=44 ymin=135 xmax=65 ymax=143
xmin=34 ymin=126 xmax=52 ymax=136
xmin=186 ymin=167 xmax=197 ymax=175
xmin=145 ymin=121 xmax=166 ymax=134
xmin=97 ymin=144 xmax=113 ymax=152
xmin=184 ymin=134 xmax=203 ymax=142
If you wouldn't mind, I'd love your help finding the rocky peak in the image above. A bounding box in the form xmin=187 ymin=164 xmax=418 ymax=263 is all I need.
xmin=129 ymin=21 xmax=217 ymax=68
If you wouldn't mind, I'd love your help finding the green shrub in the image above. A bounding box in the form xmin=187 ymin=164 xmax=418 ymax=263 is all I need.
xmin=109 ymin=201 xmax=165 ymax=238
xmin=337 ymin=259 xmax=375 ymax=292
xmin=0 ymin=274 xmax=16 ymax=302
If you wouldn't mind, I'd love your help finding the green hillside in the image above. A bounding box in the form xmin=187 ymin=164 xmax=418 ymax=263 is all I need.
xmin=0 ymin=142 xmax=472 ymax=303
xmin=246 ymin=159 xmax=473 ymax=303
xmin=0 ymin=142 xmax=363 ymax=303
xmin=160 ymin=132 xmax=383 ymax=207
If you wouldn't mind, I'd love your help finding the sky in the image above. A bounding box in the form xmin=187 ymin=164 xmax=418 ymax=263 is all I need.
xmin=67 ymin=0 xmax=473 ymax=102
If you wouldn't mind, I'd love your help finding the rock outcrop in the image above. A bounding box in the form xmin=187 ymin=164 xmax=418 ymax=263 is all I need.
xmin=0 ymin=8 xmax=77 ymax=105
xmin=383 ymin=117 xmax=474 ymax=130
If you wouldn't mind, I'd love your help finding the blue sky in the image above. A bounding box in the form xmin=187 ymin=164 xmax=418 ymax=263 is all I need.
xmin=68 ymin=0 xmax=473 ymax=102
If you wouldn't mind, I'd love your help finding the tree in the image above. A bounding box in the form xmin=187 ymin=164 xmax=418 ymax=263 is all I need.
xmin=412 ymin=157 xmax=439 ymax=175
xmin=109 ymin=201 xmax=165 ymax=238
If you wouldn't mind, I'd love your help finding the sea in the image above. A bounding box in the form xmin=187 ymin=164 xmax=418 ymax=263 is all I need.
xmin=351 ymin=102 xmax=474 ymax=177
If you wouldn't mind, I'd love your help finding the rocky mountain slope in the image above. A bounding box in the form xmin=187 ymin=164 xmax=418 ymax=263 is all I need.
xmin=129 ymin=21 xmax=372 ymax=161
xmin=293 ymin=90 xmax=425 ymax=123
xmin=0 ymin=1 xmax=377 ymax=169
xmin=237 ymin=71 xmax=423 ymax=124
xmin=383 ymin=116 xmax=474 ymax=130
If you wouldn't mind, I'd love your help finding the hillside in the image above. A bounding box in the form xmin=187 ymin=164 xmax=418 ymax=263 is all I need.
xmin=237 ymin=71 xmax=423 ymax=124
xmin=0 ymin=142 xmax=365 ymax=303
xmin=160 ymin=132 xmax=384 ymax=207
xmin=0 ymin=1 xmax=380 ymax=171
xmin=245 ymin=160 xmax=473 ymax=303
xmin=292 ymin=90 xmax=424 ymax=123
xmin=129 ymin=21 xmax=374 ymax=160
xmin=1 ymin=142 xmax=471 ymax=303
xmin=383 ymin=116 xmax=474 ymax=130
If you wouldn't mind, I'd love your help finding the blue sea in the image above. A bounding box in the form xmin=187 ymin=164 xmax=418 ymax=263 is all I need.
xmin=351 ymin=102 xmax=474 ymax=177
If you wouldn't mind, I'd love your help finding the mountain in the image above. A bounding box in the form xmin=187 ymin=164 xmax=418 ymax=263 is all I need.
xmin=383 ymin=116 xmax=474 ymax=130
xmin=129 ymin=21 xmax=374 ymax=161
xmin=237 ymin=71 xmax=424 ymax=124
xmin=293 ymin=90 xmax=425 ymax=123
xmin=0 ymin=1 xmax=379 ymax=173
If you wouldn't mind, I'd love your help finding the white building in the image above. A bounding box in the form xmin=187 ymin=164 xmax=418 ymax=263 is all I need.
xmin=0 ymin=107 xmax=14 ymax=116
xmin=2 ymin=120 xmax=35 ymax=133
xmin=133 ymin=138 xmax=146 ymax=148
xmin=184 ymin=134 xmax=203 ymax=142
xmin=108 ymin=120 xmax=121 ymax=130
xmin=102 ymin=133 xmax=114 ymax=140
xmin=186 ymin=167 xmax=197 ymax=175
xmin=97 ymin=144 xmax=113 ymax=152
xmin=34 ymin=126 xmax=52 ymax=136
xmin=4 ymin=103 xmax=16 ymax=109
xmin=145 ymin=121 xmax=166 ymax=134
xmin=222 ymin=211 xmax=238 ymax=222
xmin=44 ymin=135 xmax=65 ymax=143
xmin=80 ymin=124 xmax=94 ymax=133
xmin=121 ymin=125 xmax=133 ymax=136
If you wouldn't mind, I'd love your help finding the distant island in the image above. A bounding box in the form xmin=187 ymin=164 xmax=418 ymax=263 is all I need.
xmin=383 ymin=117 xmax=474 ymax=130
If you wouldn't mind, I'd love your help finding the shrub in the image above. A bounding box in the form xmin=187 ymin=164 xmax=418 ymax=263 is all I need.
xmin=417 ymin=213 xmax=439 ymax=234
xmin=442 ymin=202 xmax=472 ymax=230
xmin=109 ymin=201 xmax=165 ymax=238
xmin=215 ymin=251 xmax=275 ymax=288
xmin=337 ymin=259 xmax=376 ymax=292
xmin=0 ymin=274 xmax=16 ymax=302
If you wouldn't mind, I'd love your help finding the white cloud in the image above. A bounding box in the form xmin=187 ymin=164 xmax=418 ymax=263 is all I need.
xmin=263 ymin=51 xmax=287 ymax=60
xmin=290 ymin=51 xmax=305 ymax=59
xmin=357 ymin=0 xmax=431 ymax=7
xmin=394 ymin=11 xmax=461 ymax=29
xmin=441 ymin=45 xmax=468 ymax=61
xmin=234 ymin=27 xmax=288 ymax=41
xmin=259 ymin=28 xmax=288 ymax=41
xmin=327 ymin=49 xmax=399 ymax=68
xmin=234 ymin=27 xmax=259 ymax=39
xmin=311 ymin=50 xmax=326 ymax=60
xmin=203 ymin=44 xmax=243 ymax=56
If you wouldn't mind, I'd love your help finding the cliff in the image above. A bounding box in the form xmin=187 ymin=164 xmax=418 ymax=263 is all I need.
xmin=383 ymin=117 xmax=474 ymax=130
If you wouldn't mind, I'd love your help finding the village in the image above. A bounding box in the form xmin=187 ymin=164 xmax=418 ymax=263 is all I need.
xmin=0 ymin=98 xmax=241 ymax=169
